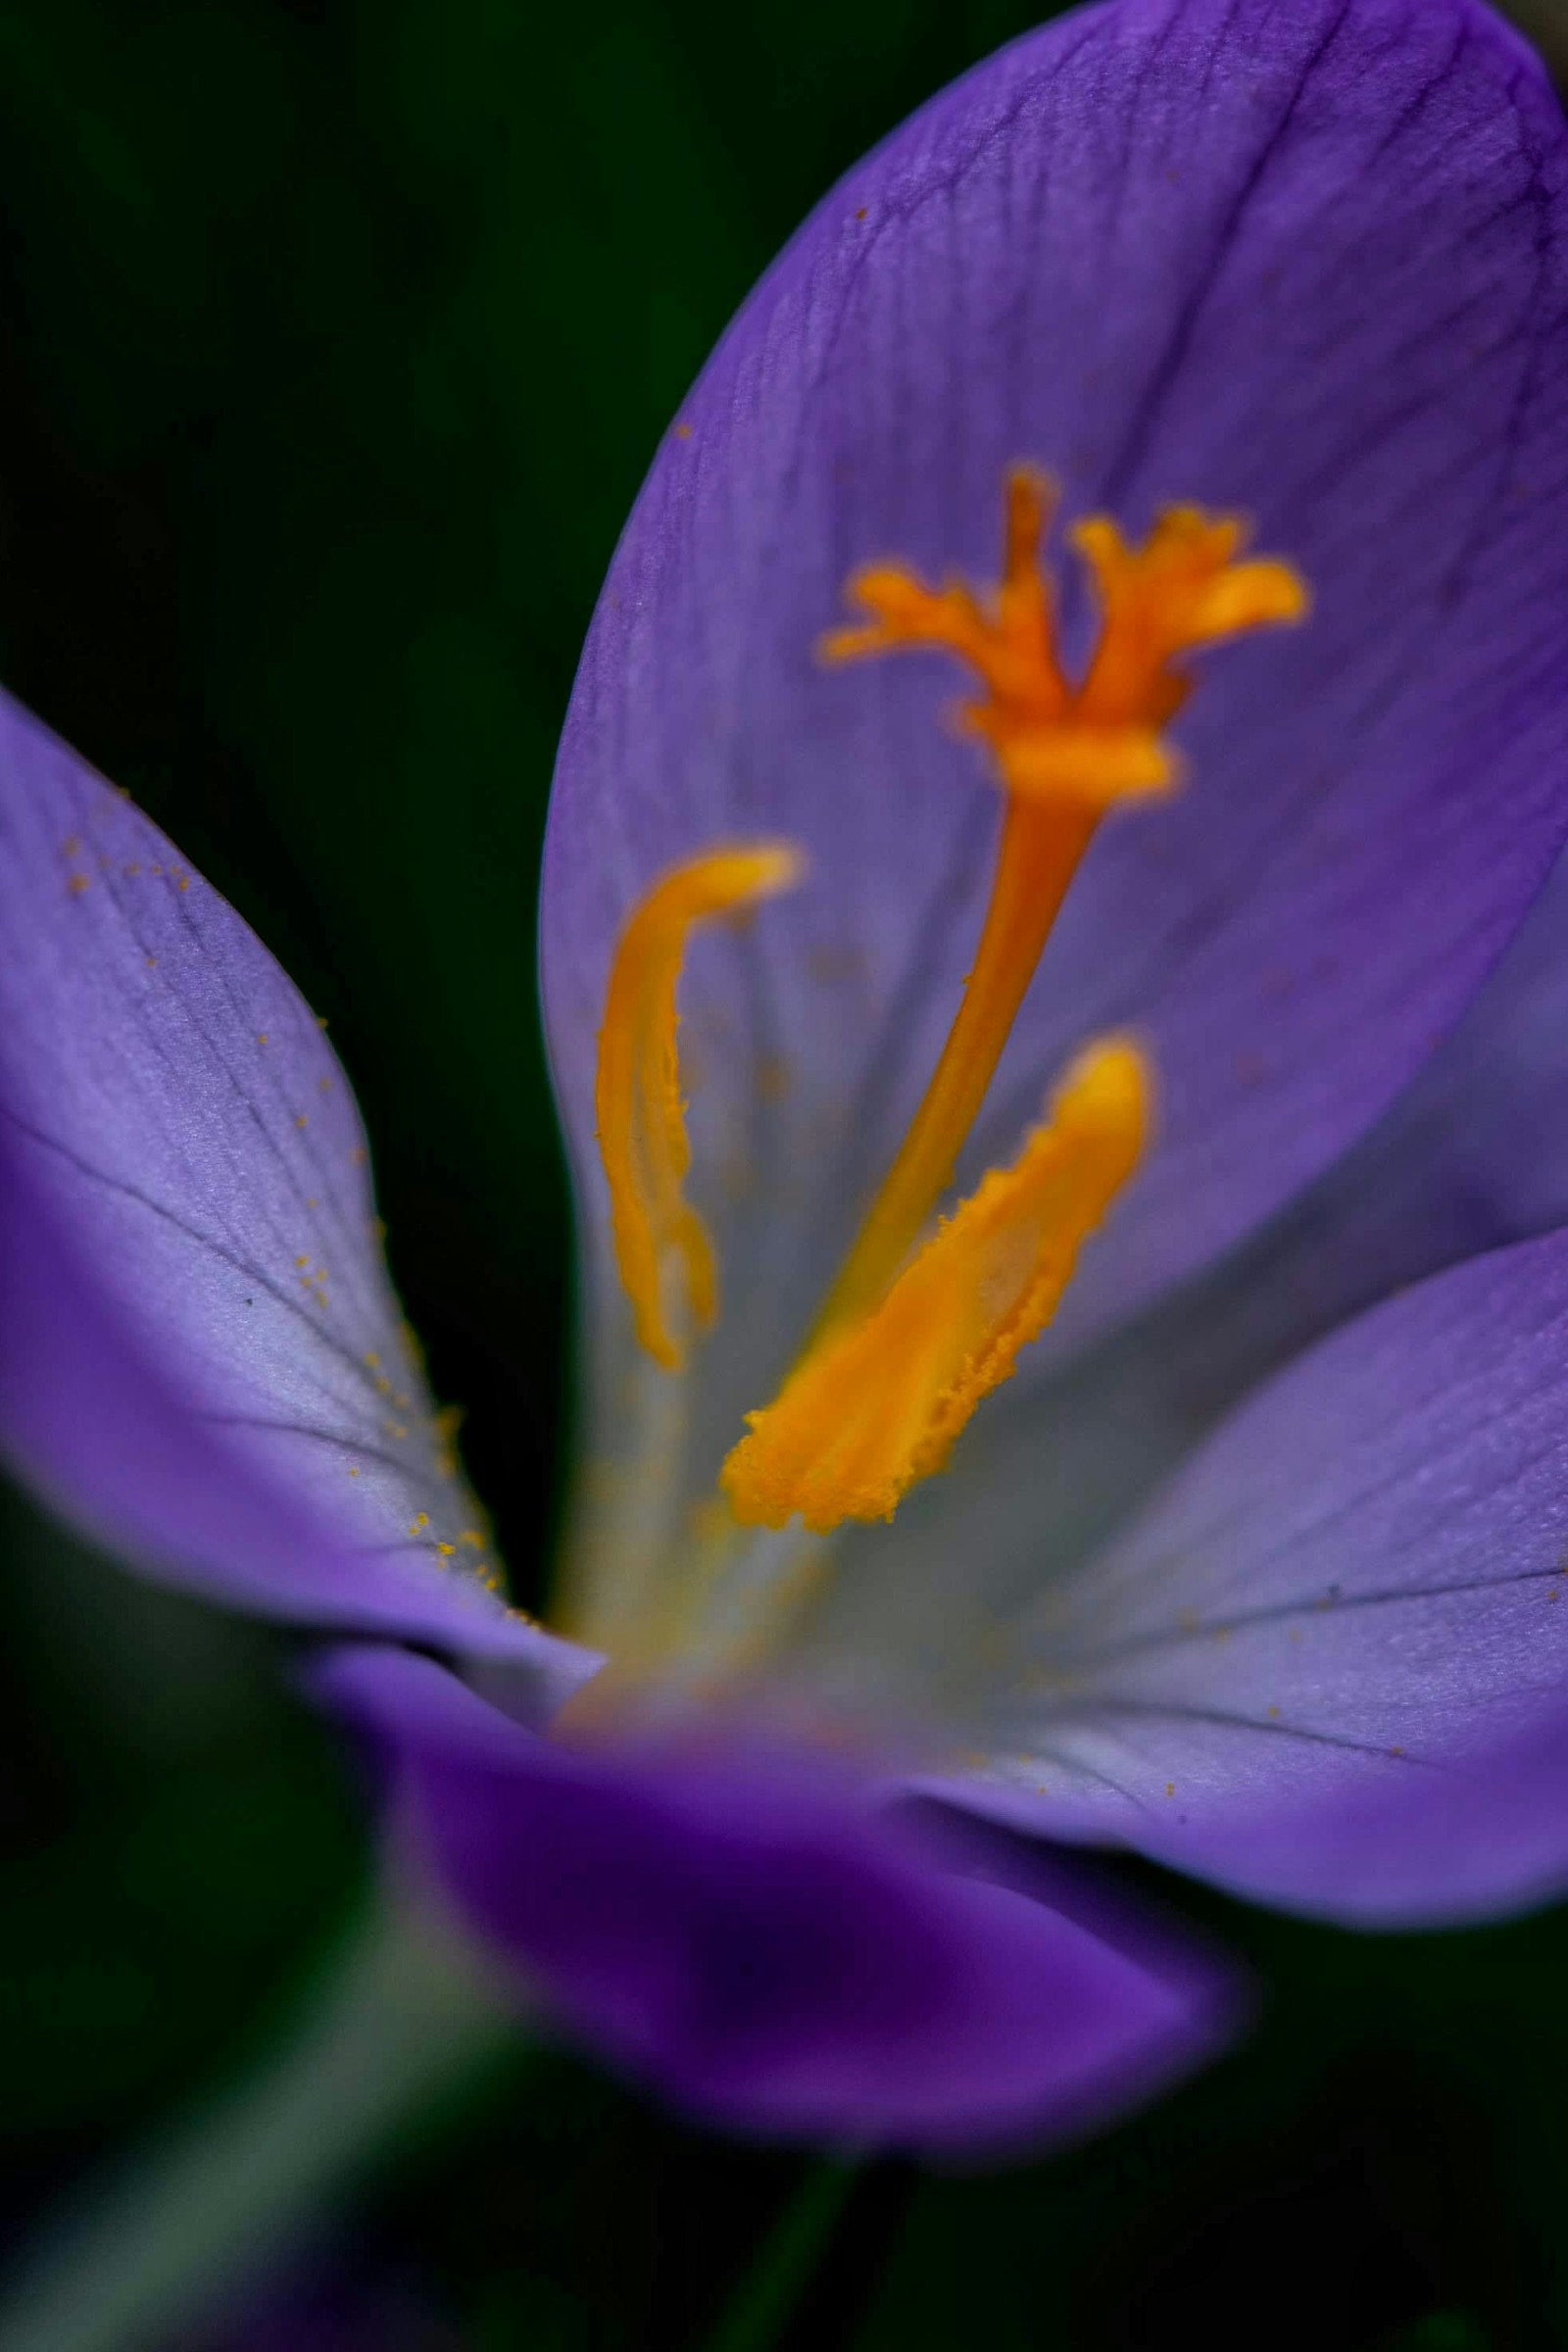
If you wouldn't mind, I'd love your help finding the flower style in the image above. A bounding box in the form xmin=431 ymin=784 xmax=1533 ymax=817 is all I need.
xmin=5 ymin=0 xmax=1568 ymax=2155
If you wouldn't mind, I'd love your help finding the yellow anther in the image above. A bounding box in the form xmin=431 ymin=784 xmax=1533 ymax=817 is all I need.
xmin=814 ymin=470 xmax=1305 ymax=1329
xmin=596 ymin=843 xmax=805 ymax=1370
xmin=722 ymin=1038 xmax=1150 ymax=1532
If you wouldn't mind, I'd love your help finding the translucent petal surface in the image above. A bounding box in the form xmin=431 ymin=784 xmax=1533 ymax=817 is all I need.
xmin=0 ymin=687 xmax=587 ymax=1690
xmin=932 ymin=1224 xmax=1568 ymax=1926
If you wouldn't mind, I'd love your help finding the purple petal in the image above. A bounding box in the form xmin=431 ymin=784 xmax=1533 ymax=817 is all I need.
xmin=1148 ymin=838 xmax=1568 ymax=1391
xmin=313 ymin=1644 xmax=1230 ymax=2154
xmin=932 ymin=1224 xmax=1568 ymax=1926
xmin=0 ymin=689 xmax=592 ymax=1691
xmin=543 ymin=0 xmax=1568 ymax=1484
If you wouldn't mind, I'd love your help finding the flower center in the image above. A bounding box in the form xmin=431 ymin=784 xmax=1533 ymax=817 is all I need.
xmin=586 ymin=470 xmax=1305 ymax=1583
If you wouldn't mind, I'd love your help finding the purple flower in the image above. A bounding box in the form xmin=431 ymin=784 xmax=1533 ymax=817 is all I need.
xmin=5 ymin=0 xmax=1568 ymax=2155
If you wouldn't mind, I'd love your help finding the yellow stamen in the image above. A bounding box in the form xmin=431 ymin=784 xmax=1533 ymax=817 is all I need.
xmin=596 ymin=842 xmax=804 ymax=1369
xmin=722 ymin=1037 xmax=1150 ymax=1533
xmin=815 ymin=469 xmax=1305 ymax=1329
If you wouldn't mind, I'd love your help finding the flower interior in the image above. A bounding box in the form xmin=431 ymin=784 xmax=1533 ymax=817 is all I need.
xmin=570 ymin=470 xmax=1305 ymax=1681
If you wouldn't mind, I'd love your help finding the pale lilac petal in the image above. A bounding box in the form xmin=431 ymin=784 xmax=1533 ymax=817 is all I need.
xmin=930 ymin=1225 xmax=1568 ymax=1926
xmin=314 ymin=1645 xmax=1232 ymax=2154
xmin=0 ymin=688 xmax=590 ymax=1691
xmin=1143 ymin=839 xmax=1568 ymax=1396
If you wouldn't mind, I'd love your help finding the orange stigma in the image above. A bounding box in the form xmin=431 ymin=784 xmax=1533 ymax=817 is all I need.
xmin=595 ymin=843 xmax=803 ymax=1370
xmin=813 ymin=468 xmax=1306 ymax=1333
xmin=823 ymin=469 xmax=1306 ymax=805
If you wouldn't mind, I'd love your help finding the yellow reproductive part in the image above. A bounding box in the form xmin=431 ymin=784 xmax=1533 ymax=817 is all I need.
xmin=722 ymin=1037 xmax=1150 ymax=1533
xmin=589 ymin=469 xmax=1305 ymax=1588
xmin=814 ymin=470 xmax=1306 ymax=1334
xmin=596 ymin=843 xmax=803 ymax=1370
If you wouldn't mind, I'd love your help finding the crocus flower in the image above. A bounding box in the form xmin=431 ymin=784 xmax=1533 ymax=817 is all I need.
xmin=5 ymin=0 xmax=1568 ymax=2158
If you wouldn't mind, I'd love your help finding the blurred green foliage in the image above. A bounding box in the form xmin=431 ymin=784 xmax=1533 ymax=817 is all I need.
xmin=1 ymin=2 xmax=1567 ymax=2345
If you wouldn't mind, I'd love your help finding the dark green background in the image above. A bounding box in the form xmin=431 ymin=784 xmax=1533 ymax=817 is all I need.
xmin=1 ymin=4 xmax=1566 ymax=2345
